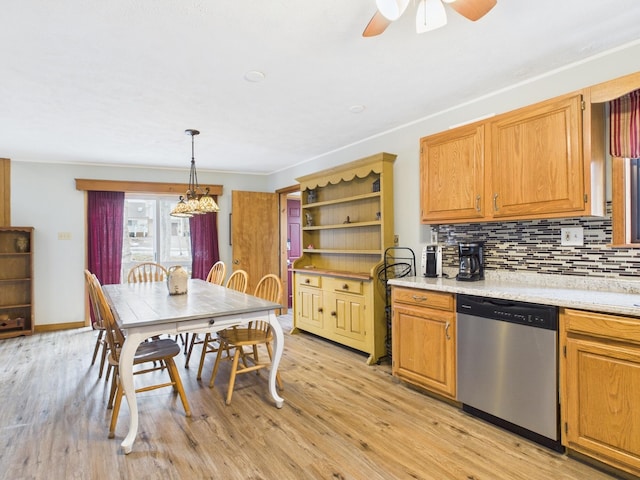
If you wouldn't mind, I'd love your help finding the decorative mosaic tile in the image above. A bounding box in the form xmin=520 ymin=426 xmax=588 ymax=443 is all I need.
xmin=435 ymin=203 xmax=640 ymax=280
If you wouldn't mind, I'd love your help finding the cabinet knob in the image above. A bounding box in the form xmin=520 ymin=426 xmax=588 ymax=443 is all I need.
xmin=412 ymin=295 xmax=427 ymax=302
xmin=445 ymin=321 xmax=451 ymax=340
xmin=331 ymin=311 xmax=337 ymax=317
xmin=342 ymin=284 xmax=349 ymax=290
xmin=305 ymin=279 xmax=310 ymax=284
xmin=475 ymin=195 xmax=481 ymax=212
xmin=318 ymin=307 xmax=323 ymax=313
xmin=493 ymin=193 xmax=499 ymax=211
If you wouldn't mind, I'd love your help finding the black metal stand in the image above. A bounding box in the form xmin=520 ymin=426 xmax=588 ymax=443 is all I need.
xmin=377 ymin=247 xmax=416 ymax=360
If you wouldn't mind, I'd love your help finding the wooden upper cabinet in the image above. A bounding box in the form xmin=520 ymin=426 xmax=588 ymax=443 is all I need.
xmin=490 ymin=94 xmax=585 ymax=218
xmin=420 ymin=91 xmax=605 ymax=224
xmin=420 ymin=123 xmax=485 ymax=223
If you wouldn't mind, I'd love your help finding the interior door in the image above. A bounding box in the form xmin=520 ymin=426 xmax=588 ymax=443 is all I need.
xmin=286 ymin=198 xmax=301 ymax=307
xmin=231 ymin=190 xmax=279 ymax=294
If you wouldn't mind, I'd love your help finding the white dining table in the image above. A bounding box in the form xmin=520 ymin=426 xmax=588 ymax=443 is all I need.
xmin=102 ymin=278 xmax=285 ymax=454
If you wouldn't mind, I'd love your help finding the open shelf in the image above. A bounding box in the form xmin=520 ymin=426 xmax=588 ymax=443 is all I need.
xmin=303 ymin=220 xmax=381 ymax=231
xmin=0 ymin=227 xmax=34 ymax=339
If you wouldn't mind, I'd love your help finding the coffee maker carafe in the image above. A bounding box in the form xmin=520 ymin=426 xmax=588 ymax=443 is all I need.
xmin=456 ymin=242 xmax=484 ymax=281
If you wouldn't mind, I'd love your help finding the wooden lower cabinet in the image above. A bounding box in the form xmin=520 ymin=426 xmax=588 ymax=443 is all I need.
xmin=391 ymin=287 xmax=456 ymax=399
xmin=561 ymin=308 xmax=640 ymax=477
xmin=296 ymin=285 xmax=324 ymax=331
xmin=293 ymin=272 xmax=386 ymax=365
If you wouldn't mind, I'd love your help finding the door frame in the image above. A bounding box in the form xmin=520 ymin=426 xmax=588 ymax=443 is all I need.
xmin=277 ymin=184 xmax=300 ymax=315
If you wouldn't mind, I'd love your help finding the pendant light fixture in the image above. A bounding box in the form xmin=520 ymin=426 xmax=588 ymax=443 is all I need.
xmin=170 ymin=129 xmax=220 ymax=218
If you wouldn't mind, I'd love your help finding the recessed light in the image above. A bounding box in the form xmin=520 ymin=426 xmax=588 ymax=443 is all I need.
xmin=244 ymin=70 xmax=265 ymax=82
xmin=349 ymin=104 xmax=366 ymax=114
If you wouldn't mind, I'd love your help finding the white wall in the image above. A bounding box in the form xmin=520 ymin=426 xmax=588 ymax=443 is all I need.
xmin=10 ymin=162 xmax=269 ymax=326
xmin=269 ymin=41 xmax=640 ymax=262
xmin=10 ymin=40 xmax=640 ymax=328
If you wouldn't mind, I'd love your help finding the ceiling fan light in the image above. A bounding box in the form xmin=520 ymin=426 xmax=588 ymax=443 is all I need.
xmin=416 ymin=0 xmax=447 ymax=33
xmin=376 ymin=0 xmax=410 ymax=21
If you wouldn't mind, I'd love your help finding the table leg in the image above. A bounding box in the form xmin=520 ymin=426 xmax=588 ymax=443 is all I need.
xmin=268 ymin=312 xmax=285 ymax=408
xmin=118 ymin=331 xmax=145 ymax=454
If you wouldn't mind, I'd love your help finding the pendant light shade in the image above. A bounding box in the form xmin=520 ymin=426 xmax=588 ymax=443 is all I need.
xmin=170 ymin=129 xmax=220 ymax=218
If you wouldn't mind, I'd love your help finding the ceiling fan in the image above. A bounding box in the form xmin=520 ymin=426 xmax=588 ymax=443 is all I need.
xmin=363 ymin=0 xmax=497 ymax=37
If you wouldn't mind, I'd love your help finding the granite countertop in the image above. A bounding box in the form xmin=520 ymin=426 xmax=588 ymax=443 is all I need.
xmin=388 ymin=271 xmax=640 ymax=317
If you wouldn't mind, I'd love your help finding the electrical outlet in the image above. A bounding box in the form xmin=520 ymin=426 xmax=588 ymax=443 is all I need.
xmin=429 ymin=230 xmax=438 ymax=245
xmin=561 ymin=227 xmax=583 ymax=246
xmin=393 ymin=234 xmax=399 ymax=246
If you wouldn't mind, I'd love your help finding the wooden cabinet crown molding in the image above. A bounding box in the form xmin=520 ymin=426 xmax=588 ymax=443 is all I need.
xmin=296 ymin=152 xmax=396 ymax=190
xmin=589 ymin=71 xmax=640 ymax=104
xmin=75 ymin=178 xmax=223 ymax=196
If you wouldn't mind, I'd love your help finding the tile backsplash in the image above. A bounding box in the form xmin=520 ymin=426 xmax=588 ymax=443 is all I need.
xmin=436 ymin=203 xmax=640 ymax=279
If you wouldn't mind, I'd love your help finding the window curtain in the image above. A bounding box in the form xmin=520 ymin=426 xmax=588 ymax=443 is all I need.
xmin=610 ymin=89 xmax=640 ymax=158
xmin=189 ymin=205 xmax=220 ymax=280
xmin=88 ymin=191 xmax=125 ymax=285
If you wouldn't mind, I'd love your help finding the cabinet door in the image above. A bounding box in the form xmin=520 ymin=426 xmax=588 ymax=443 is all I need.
xmin=329 ymin=292 xmax=366 ymax=344
xmin=490 ymin=94 xmax=585 ymax=218
xmin=296 ymin=286 xmax=324 ymax=331
xmin=564 ymin=336 xmax=640 ymax=475
xmin=420 ymin=123 xmax=485 ymax=222
xmin=392 ymin=304 xmax=456 ymax=398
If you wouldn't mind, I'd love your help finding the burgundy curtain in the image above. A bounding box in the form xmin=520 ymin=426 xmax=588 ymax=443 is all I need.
xmin=88 ymin=191 xmax=124 ymax=285
xmin=189 ymin=208 xmax=220 ymax=280
xmin=610 ymin=89 xmax=640 ymax=158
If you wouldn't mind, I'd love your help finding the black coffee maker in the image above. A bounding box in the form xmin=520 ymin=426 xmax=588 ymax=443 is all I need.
xmin=456 ymin=242 xmax=484 ymax=281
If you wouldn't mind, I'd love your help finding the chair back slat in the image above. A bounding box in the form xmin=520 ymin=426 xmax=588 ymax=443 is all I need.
xmin=225 ymin=269 xmax=248 ymax=293
xmin=127 ymin=263 xmax=168 ymax=283
xmin=252 ymin=274 xmax=282 ymax=333
xmin=88 ymin=274 xmax=125 ymax=362
xmin=206 ymin=261 xmax=226 ymax=285
xmin=84 ymin=269 xmax=103 ymax=329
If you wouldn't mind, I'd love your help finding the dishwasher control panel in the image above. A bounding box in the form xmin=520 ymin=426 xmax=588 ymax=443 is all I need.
xmin=456 ymin=294 xmax=558 ymax=330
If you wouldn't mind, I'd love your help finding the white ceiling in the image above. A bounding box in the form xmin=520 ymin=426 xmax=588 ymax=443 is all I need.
xmin=1 ymin=1 xmax=640 ymax=174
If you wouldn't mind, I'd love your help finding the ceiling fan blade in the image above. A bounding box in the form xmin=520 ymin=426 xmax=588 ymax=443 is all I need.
xmin=416 ymin=0 xmax=448 ymax=34
xmin=446 ymin=0 xmax=497 ymax=21
xmin=363 ymin=11 xmax=392 ymax=37
xmin=376 ymin=0 xmax=410 ymax=21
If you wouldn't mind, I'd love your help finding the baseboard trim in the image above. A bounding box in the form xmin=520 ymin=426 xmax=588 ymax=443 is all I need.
xmin=35 ymin=322 xmax=87 ymax=333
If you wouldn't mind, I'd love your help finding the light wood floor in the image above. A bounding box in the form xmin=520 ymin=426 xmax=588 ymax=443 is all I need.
xmin=0 ymin=315 xmax=623 ymax=480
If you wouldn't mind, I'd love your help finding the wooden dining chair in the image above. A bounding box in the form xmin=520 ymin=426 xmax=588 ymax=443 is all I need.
xmin=87 ymin=273 xmax=191 ymax=438
xmin=193 ymin=270 xmax=249 ymax=375
xmin=127 ymin=262 xmax=192 ymax=347
xmin=183 ymin=260 xmax=227 ymax=366
xmin=208 ymin=273 xmax=284 ymax=405
xmin=127 ymin=262 xmax=168 ymax=283
xmin=85 ymin=270 xmax=109 ymax=380
xmin=224 ymin=269 xmax=249 ymax=293
xmin=205 ymin=260 xmax=226 ymax=285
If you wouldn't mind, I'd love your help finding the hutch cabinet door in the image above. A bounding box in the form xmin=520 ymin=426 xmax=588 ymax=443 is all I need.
xmin=329 ymin=292 xmax=367 ymax=345
xmin=296 ymin=285 xmax=324 ymax=331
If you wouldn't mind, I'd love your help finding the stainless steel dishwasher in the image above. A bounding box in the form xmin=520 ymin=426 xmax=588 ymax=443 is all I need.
xmin=456 ymin=294 xmax=562 ymax=451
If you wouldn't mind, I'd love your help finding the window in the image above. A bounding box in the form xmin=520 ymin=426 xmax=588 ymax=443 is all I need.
xmin=121 ymin=195 xmax=192 ymax=280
